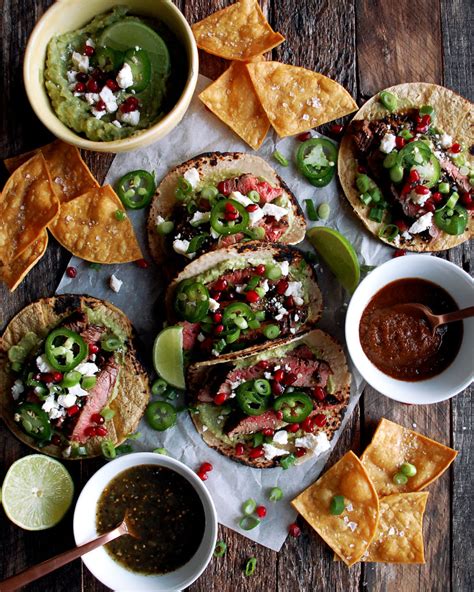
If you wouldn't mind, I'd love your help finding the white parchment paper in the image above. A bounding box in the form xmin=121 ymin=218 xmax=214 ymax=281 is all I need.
xmin=57 ymin=75 xmax=395 ymax=551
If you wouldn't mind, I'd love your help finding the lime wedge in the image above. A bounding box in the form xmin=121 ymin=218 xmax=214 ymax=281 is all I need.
xmin=98 ymin=19 xmax=170 ymax=77
xmin=306 ymin=227 xmax=360 ymax=293
xmin=1 ymin=455 xmax=74 ymax=531
xmin=153 ymin=326 xmax=185 ymax=389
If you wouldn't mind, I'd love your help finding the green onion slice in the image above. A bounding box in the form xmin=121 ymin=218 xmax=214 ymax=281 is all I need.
xmin=152 ymin=378 xmax=168 ymax=396
xmin=330 ymin=495 xmax=345 ymax=515
xmin=245 ymin=557 xmax=257 ymax=576
xmin=273 ymin=150 xmax=289 ymax=166
xmin=393 ymin=472 xmax=408 ymax=485
xmin=101 ymin=440 xmax=116 ymax=460
xmin=269 ymin=487 xmax=283 ymax=502
xmin=214 ymin=541 xmax=227 ymax=557
xmin=242 ymin=498 xmax=257 ymax=515
xmin=377 ymin=224 xmax=399 ymax=241
xmin=317 ymin=203 xmax=330 ymax=220
xmin=400 ymin=462 xmax=417 ymax=477
xmin=304 ymin=199 xmax=319 ymax=221
xmin=100 ymin=407 xmax=115 ymax=421
xmin=153 ymin=447 xmax=168 ymax=455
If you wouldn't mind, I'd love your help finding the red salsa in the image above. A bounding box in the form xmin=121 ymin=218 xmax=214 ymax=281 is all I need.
xmin=359 ymin=278 xmax=462 ymax=381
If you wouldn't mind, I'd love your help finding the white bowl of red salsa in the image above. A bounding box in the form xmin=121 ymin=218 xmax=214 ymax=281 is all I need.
xmin=345 ymin=255 xmax=473 ymax=404
xmin=73 ymin=452 xmax=217 ymax=591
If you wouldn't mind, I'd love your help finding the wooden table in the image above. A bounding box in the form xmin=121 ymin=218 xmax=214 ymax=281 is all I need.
xmin=1 ymin=1 xmax=472 ymax=591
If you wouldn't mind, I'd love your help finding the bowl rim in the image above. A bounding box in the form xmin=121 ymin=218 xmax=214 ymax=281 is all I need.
xmin=345 ymin=254 xmax=474 ymax=405
xmin=23 ymin=0 xmax=199 ymax=152
xmin=73 ymin=452 xmax=217 ymax=591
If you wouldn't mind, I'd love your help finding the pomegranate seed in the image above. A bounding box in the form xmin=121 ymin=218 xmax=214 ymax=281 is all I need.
xmin=285 ymin=296 xmax=295 ymax=309
xmin=91 ymin=413 xmax=105 ymax=425
xmin=408 ymin=170 xmax=420 ymax=184
xmin=394 ymin=249 xmax=406 ymax=258
xmin=95 ymin=426 xmax=108 ymax=437
xmin=235 ymin=443 xmax=245 ymax=455
xmin=460 ymin=192 xmax=473 ymax=206
xmin=213 ymin=279 xmax=228 ymax=292
xmin=357 ymin=165 xmax=367 ymax=174
xmin=297 ymin=131 xmax=312 ymax=142
xmin=395 ymin=219 xmax=408 ymax=232
xmin=40 ymin=373 xmax=54 ymax=383
xmin=258 ymin=360 xmax=270 ymax=369
xmin=276 ymin=410 xmax=284 ymax=421
xmin=272 ymin=381 xmax=284 ymax=396
xmin=217 ymin=180 xmax=233 ymax=195
xmin=421 ymin=114 xmax=431 ymax=126
xmin=211 ymin=291 xmax=222 ymax=301
xmin=395 ymin=136 xmax=406 ymax=149
xmin=289 ymin=523 xmax=301 ymax=537
xmin=401 ymin=182 xmax=412 ymax=195
xmin=215 ymin=324 xmax=224 ymax=334
xmin=256 ymin=506 xmax=267 ymax=518
xmin=249 ymin=446 xmax=264 ymax=459
xmin=246 ymin=203 xmax=258 ymax=212
xmin=329 ymin=124 xmax=344 ymax=135
xmin=416 ymin=124 xmax=429 ymax=134
xmin=214 ymin=392 xmax=227 ymax=406
xmin=224 ymin=201 xmax=237 ymax=213
xmin=224 ymin=210 xmax=239 ymax=221
xmin=74 ymin=82 xmax=86 ymax=93
xmin=282 ymin=372 xmax=297 ymax=386
xmin=276 ymin=279 xmax=289 ymax=295
xmin=66 ymin=266 xmax=77 ymax=278
xmin=76 ymin=72 xmax=88 ymax=83
xmin=313 ymin=414 xmax=327 ymax=427
xmin=302 ymin=417 xmax=314 ymax=432
xmin=86 ymin=78 xmax=99 ymax=92
xmin=213 ymin=312 xmax=223 ymax=323
xmin=198 ymin=471 xmax=208 ymax=481
xmin=246 ymin=290 xmax=260 ymax=303
xmin=431 ymin=192 xmax=442 ymax=203
xmin=295 ymin=448 xmax=306 ymax=458
xmin=89 ymin=343 xmax=99 ymax=354
xmin=66 ymin=405 xmax=80 ymax=417
xmin=51 ymin=434 xmax=61 ymax=446
xmin=200 ymin=462 xmax=213 ymax=473
xmin=255 ymin=264 xmax=266 ymax=275
xmin=84 ymin=426 xmax=97 ymax=437
xmin=415 ymin=185 xmax=430 ymax=195
xmin=84 ymin=45 xmax=95 ymax=56
xmin=106 ymin=78 xmax=119 ymax=92
xmin=120 ymin=96 xmax=139 ymax=113
xmin=136 ymin=258 xmax=149 ymax=269
xmin=287 ymin=423 xmax=300 ymax=433
xmin=424 ymin=200 xmax=436 ymax=213
xmin=262 ymin=428 xmax=274 ymax=437
xmin=450 ymin=143 xmax=461 ymax=153
xmin=313 ymin=386 xmax=326 ymax=401
xmin=95 ymin=99 xmax=106 ymax=112
xmin=274 ymin=369 xmax=285 ymax=383
xmin=52 ymin=372 xmax=63 ymax=383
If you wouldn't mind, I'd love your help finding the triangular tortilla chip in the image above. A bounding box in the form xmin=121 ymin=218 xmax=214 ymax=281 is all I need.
xmin=246 ymin=61 xmax=358 ymax=136
xmin=192 ymin=0 xmax=284 ymax=61
xmin=361 ymin=418 xmax=457 ymax=497
xmin=49 ymin=185 xmax=142 ymax=264
xmin=199 ymin=61 xmax=271 ymax=149
xmin=291 ymin=451 xmax=379 ymax=566
xmin=0 ymin=231 xmax=48 ymax=291
xmin=0 ymin=153 xmax=59 ymax=264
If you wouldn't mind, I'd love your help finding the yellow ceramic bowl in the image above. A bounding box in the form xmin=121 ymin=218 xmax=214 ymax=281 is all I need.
xmin=24 ymin=0 xmax=199 ymax=153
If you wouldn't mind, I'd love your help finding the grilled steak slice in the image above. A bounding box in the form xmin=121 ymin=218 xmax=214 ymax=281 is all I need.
xmin=62 ymin=312 xmax=106 ymax=346
xmin=226 ymin=410 xmax=285 ymax=437
xmin=438 ymin=155 xmax=471 ymax=193
xmin=350 ymin=120 xmax=375 ymax=155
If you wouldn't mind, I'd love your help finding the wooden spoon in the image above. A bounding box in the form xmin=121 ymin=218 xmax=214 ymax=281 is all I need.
xmin=0 ymin=514 xmax=138 ymax=592
xmin=391 ymin=303 xmax=474 ymax=332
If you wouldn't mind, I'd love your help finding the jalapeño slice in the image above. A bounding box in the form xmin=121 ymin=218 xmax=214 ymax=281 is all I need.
xmin=124 ymin=47 xmax=151 ymax=92
xmin=45 ymin=328 xmax=87 ymax=372
xmin=174 ymin=279 xmax=210 ymax=323
xmin=296 ymin=138 xmax=337 ymax=186
xmin=223 ymin=302 xmax=255 ymax=328
xmin=273 ymin=392 xmax=313 ymax=423
xmin=398 ymin=140 xmax=432 ymax=167
xmin=94 ymin=46 xmax=124 ymax=72
xmin=116 ymin=170 xmax=156 ymax=209
xmin=434 ymin=204 xmax=468 ymax=235
xmin=236 ymin=381 xmax=271 ymax=416
xmin=210 ymin=199 xmax=250 ymax=235
xmin=145 ymin=401 xmax=177 ymax=431
xmin=16 ymin=403 xmax=52 ymax=441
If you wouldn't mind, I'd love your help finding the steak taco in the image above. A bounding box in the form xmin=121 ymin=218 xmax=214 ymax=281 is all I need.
xmin=147 ymin=152 xmax=306 ymax=270
xmin=165 ymin=243 xmax=322 ymax=363
xmin=338 ymin=83 xmax=473 ymax=251
xmin=187 ymin=329 xmax=351 ymax=468
xmin=0 ymin=295 xmax=150 ymax=459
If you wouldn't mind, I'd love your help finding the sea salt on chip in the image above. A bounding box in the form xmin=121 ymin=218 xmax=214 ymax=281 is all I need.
xmin=0 ymin=231 xmax=48 ymax=291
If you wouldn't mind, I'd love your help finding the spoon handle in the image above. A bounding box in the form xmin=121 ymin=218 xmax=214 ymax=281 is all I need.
xmin=438 ymin=306 xmax=474 ymax=325
xmin=0 ymin=526 xmax=123 ymax=591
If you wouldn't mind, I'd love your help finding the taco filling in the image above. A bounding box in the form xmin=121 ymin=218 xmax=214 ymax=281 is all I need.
xmin=188 ymin=331 xmax=350 ymax=468
xmin=8 ymin=308 xmax=127 ymax=457
xmin=347 ymin=99 xmax=473 ymax=246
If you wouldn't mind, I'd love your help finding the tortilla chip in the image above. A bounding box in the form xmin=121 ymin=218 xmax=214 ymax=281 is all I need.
xmin=192 ymin=0 xmax=284 ymax=61
xmin=246 ymin=61 xmax=358 ymax=137
xmin=199 ymin=61 xmax=270 ymax=149
xmin=292 ymin=451 xmax=379 ymax=566
xmin=0 ymin=153 xmax=59 ymax=264
xmin=0 ymin=231 xmax=48 ymax=291
xmin=49 ymin=185 xmax=143 ymax=264
xmin=4 ymin=140 xmax=99 ymax=203
xmin=361 ymin=419 xmax=457 ymax=497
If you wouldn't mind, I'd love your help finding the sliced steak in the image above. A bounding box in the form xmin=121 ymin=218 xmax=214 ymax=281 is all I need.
xmin=225 ymin=410 xmax=284 ymax=437
xmin=181 ymin=322 xmax=201 ymax=351
xmin=350 ymin=120 xmax=374 ymax=155
xmin=438 ymin=156 xmax=471 ymax=193
xmin=62 ymin=312 xmax=106 ymax=346
xmin=236 ymin=174 xmax=259 ymax=195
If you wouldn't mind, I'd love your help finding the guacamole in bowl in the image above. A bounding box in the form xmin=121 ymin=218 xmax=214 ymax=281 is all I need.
xmin=44 ymin=5 xmax=187 ymax=142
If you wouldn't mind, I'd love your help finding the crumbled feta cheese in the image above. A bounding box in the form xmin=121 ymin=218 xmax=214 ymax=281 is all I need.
xmin=379 ymin=133 xmax=397 ymax=154
xmin=109 ymin=274 xmax=123 ymax=293
xmin=439 ymin=133 xmax=452 ymax=148
xmin=393 ymin=235 xmax=401 ymax=248
xmin=263 ymin=443 xmax=289 ymax=460
xmin=183 ymin=167 xmax=200 ymax=189
xmin=208 ymin=298 xmax=220 ymax=312
xmin=99 ymin=86 xmax=118 ymax=113
xmin=229 ymin=191 xmax=252 ymax=207
xmin=42 ymin=394 xmax=60 ymax=415
xmin=275 ymin=307 xmax=288 ymax=321
xmin=264 ymin=372 xmax=272 ymax=379
xmin=273 ymin=430 xmax=288 ymax=445
xmin=75 ymin=362 xmax=99 ymax=376
xmin=261 ymin=279 xmax=269 ymax=293
xmin=173 ymin=238 xmax=195 ymax=259
xmin=11 ymin=380 xmax=24 ymax=400
xmin=248 ymin=206 xmax=265 ymax=226
xmin=235 ymin=284 xmax=245 ymax=294
xmin=155 ymin=215 xmax=165 ymax=225
xmin=190 ymin=210 xmax=210 ymax=226
xmin=284 ymin=281 xmax=303 ymax=299
xmin=295 ymin=432 xmax=331 ymax=457
xmin=408 ymin=212 xmax=433 ymax=234
xmin=112 ymin=120 xmax=122 ymax=128
xmin=401 ymin=230 xmax=413 ymax=241
xmin=57 ymin=393 xmax=77 ymax=408
xmin=119 ymin=110 xmax=140 ymax=126
xmin=67 ymin=70 xmax=77 ymax=83
xmin=210 ymin=227 xmax=220 ymax=239
xmin=279 ymin=261 xmax=290 ymax=276
xmin=409 ymin=189 xmax=431 ymax=206
xmin=84 ymin=92 xmax=100 ymax=105
xmin=85 ymin=38 xmax=95 ymax=48
xmin=36 ymin=354 xmax=54 ymax=373
xmin=197 ymin=333 xmax=206 ymax=343
xmin=92 ymin=108 xmax=106 ymax=119
xmin=116 ymin=62 xmax=134 ymax=89
xmin=71 ymin=51 xmax=89 ymax=73
xmin=261 ymin=202 xmax=288 ymax=221
xmin=68 ymin=384 xmax=89 ymax=397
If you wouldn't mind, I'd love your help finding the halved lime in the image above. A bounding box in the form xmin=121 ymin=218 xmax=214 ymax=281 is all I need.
xmin=153 ymin=326 xmax=185 ymax=389
xmin=98 ymin=19 xmax=170 ymax=78
xmin=306 ymin=227 xmax=360 ymax=293
xmin=1 ymin=455 xmax=74 ymax=531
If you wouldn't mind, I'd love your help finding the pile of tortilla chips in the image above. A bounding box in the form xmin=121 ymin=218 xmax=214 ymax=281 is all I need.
xmin=292 ymin=418 xmax=457 ymax=566
xmin=193 ymin=0 xmax=357 ymax=149
xmin=0 ymin=140 xmax=142 ymax=291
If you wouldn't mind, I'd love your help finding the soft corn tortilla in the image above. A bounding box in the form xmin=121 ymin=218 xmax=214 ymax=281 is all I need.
xmin=147 ymin=152 xmax=306 ymax=268
xmin=0 ymin=295 xmax=150 ymax=459
xmin=338 ymin=82 xmax=473 ymax=251
xmin=187 ymin=329 xmax=351 ymax=468
xmin=0 ymin=231 xmax=48 ymax=291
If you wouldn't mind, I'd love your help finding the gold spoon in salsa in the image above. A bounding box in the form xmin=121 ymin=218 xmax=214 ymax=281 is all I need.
xmin=391 ymin=303 xmax=474 ymax=333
